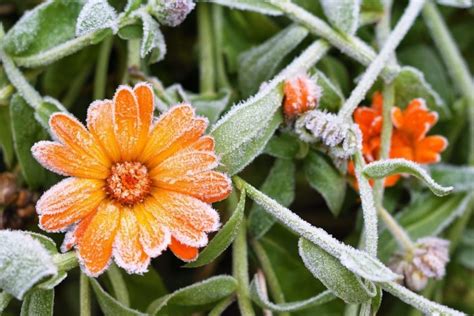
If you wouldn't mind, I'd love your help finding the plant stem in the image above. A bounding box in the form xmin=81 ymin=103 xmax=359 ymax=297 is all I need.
xmin=268 ymin=0 xmax=399 ymax=81
xmin=52 ymin=252 xmax=79 ymax=271
xmin=80 ymin=273 xmax=91 ymax=316
xmin=94 ymin=36 xmax=113 ymax=100
xmin=209 ymin=296 xmax=235 ymax=316
xmin=232 ymin=199 xmax=255 ymax=316
xmin=377 ymin=207 xmax=415 ymax=252
xmin=338 ymin=0 xmax=426 ymax=121
xmin=63 ymin=64 xmax=93 ymax=108
xmin=422 ymin=2 xmax=474 ymax=165
xmin=107 ymin=264 xmax=130 ymax=307
xmin=212 ymin=4 xmax=231 ymax=90
xmin=198 ymin=2 xmax=215 ymax=95
xmin=251 ymin=239 xmax=289 ymax=316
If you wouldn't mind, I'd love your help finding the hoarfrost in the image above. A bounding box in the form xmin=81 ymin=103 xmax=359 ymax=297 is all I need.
xmin=76 ymin=0 xmax=118 ymax=36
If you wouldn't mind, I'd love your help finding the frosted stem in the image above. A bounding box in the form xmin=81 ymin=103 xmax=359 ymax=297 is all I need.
xmin=52 ymin=252 xmax=79 ymax=272
xmin=268 ymin=0 xmax=399 ymax=81
xmin=378 ymin=207 xmax=415 ymax=252
xmin=80 ymin=273 xmax=91 ymax=316
xmin=338 ymin=0 xmax=426 ymax=121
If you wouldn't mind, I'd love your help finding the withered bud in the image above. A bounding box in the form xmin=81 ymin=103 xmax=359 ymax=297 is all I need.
xmin=389 ymin=237 xmax=450 ymax=291
xmin=0 ymin=172 xmax=18 ymax=205
xmin=283 ymin=74 xmax=321 ymax=122
xmin=149 ymin=0 xmax=195 ymax=27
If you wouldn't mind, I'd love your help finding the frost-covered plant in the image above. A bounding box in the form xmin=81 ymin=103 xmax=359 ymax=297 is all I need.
xmin=0 ymin=0 xmax=472 ymax=315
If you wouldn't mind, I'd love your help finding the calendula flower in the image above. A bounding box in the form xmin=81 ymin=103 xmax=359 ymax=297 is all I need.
xmin=283 ymin=74 xmax=320 ymax=121
xmin=351 ymin=93 xmax=447 ymax=187
xmin=32 ymin=83 xmax=232 ymax=276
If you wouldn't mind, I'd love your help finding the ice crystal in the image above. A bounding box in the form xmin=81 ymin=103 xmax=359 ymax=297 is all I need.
xmin=149 ymin=0 xmax=195 ymax=27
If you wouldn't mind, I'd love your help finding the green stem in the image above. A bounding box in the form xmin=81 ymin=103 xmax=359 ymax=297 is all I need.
xmin=212 ymin=4 xmax=231 ymax=90
xmin=107 ymin=264 xmax=130 ymax=307
xmin=208 ymin=296 xmax=235 ymax=316
xmin=62 ymin=63 xmax=93 ymax=108
xmin=198 ymin=2 xmax=215 ymax=95
xmin=52 ymin=252 xmax=79 ymax=271
xmin=251 ymin=239 xmax=289 ymax=316
xmin=377 ymin=207 xmax=415 ymax=252
xmin=338 ymin=0 xmax=426 ymax=121
xmin=94 ymin=36 xmax=113 ymax=100
xmin=422 ymin=2 xmax=474 ymax=164
xmin=80 ymin=273 xmax=91 ymax=316
xmin=268 ymin=0 xmax=399 ymax=81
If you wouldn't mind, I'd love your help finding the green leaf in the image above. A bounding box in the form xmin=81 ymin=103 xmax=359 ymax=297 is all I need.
xmin=3 ymin=0 xmax=85 ymax=57
xmin=264 ymin=132 xmax=301 ymax=159
xmin=428 ymin=164 xmax=474 ymax=193
xmin=76 ymin=0 xmax=118 ymax=36
xmin=0 ymin=230 xmax=57 ymax=299
xmin=304 ymin=150 xmax=346 ymax=216
xmin=0 ymin=292 xmax=13 ymax=313
xmin=211 ymin=84 xmax=284 ymax=175
xmin=121 ymin=268 xmax=168 ymax=312
xmin=146 ymin=276 xmax=237 ymax=315
xmin=238 ymin=24 xmax=308 ymax=97
xmin=89 ymin=278 xmax=145 ymax=316
xmin=189 ymin=89 xmax=231 ymax=124
xmin=207 ymin=0 xmax=282 ymax=15
xmin=10 ymin=94 xmax=52 ymax=189
xmin=362 ymin=158 xmax=453 ymax=196
xmin=299 ymin=238 xmax=376 ymax=304
xmin=248 ymin=159 xmax=295 ymax=238
xmin=0 ymin=106 xmax=14 ymax=167
xmin=320 ymin=0 xmax=360 ymax=35
xmin=436 ymin=0 xmax=472 ymax=8
xmin=185 ymin=189 xmax=245 ymax=268
xmin=21 ymin=289 xmax=54 ymax=316
xmin=394 ymin=66 xmax=450 ymax=119
xmin=137 ymin=12 xmax=166 ymax=64
xmin=250 ymin=274 xmax=336 ymax=312
xmin=313 ymin=70 xmax=344 ymax=112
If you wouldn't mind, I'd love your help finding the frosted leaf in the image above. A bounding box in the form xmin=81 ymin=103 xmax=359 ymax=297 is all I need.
xmin=20 ymin=289 xmax=54 ymax=316
xmin=149 ymin=0 xmax=196 ymax=27
xmin=76 ymin=0 xmax=118 ymax=36
xmin=0 ymin=230 xmax=57 ymax=299
xmin=205 ymin=0 xmax=283 ymax=16
xmin=136 ymin=11 xmax=167 ymax=63
xmin=429 ymin=164 xmax=474 ymax=193
xmin=436 ymin=0 xmax=472 ymax=7
xmin=321 ymin=0 xmax=361 ymax=35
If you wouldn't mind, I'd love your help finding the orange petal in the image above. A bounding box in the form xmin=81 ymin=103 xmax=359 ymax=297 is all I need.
xmin=32 ymin=141 xmax=109 ymax=179
xmin=134 ymin=202 xmax=171 ymax=257
xmin=391 ymin=107 xmax=403 ymax=128
xmin=354 ymin=107 xmax=378 ymax=127
xmin=141 ymin=104 xmax=195 ymax=163
xmin=415 ymin=150 xmax=441 ymax=164
xmin=113 ymin=209 xmax=150 ymax=274
xmin=390 ymin=145 xmax=414 ymax=161
xmin=156 ymin=170 xmax=232 ymax=203
xmin=417 ymin=135 xmax=448 ymax=152
xmin=150 ymin=151 xmax=218 ymax=180
xmin=384 ymin=174 xmax=400 ymax=187
xmin=87 ymin=100 xmax=121 ymax=162
xmin=113 ymin=86 xmax=140 ymax=160
xmin=133 ymin=83 xmax=155 ymax=158
xmin=38 ymin=178 xmax=105 ymax=232
xmin=187 ymin=136 xmax=215 ymax=152
xmin=371 ymin=91 xmax=383 ymax=112
xmin=61 ymin=211 xmax=96 ymax=252
xmin=49 ymin=113 xmax=109 ymax=167
xmin=76 ymin=201 xmax=121 ymax=276
xmin=169 ymin=237 xmax=199 ymax=262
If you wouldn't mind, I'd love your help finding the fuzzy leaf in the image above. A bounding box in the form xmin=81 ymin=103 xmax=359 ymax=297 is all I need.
xmin=304 ymin=150 xmax=346 ymax=216
xmin=263 ymin=132 xmax=301 ymax=159
xmin=90 ymin=278 xmax=145 ymax=316
xmin=189 ymin=89 xmax=231 ymax=123
xmin=0 ymin=230 xmax=57 ymax=299
xmin=0 ymin=107 xmax=14 ymax=167
xmin=238 ymin=24 xmax=308 ymax=97
xmin=0 ymin=292 xmax=13 ymax=313
xmin=207 ymin=0 xmax=282 ymax=15
xmin=76 ymin=0 xmax=118 ymax=36
xmin=394 ymin=66 xmax=450 ymax=119
xmin=211 ymin=84 xmax=284 ymax=175
xmin=21 ymin=289 xmax=54 ymax=316
xmin=10 ymin=94 xmax=52 ymax=189
xmin=185 ymin=190 xmax=246 ymax=268
xmin=313 ymin=70 xmax=344 ymax=112
xmin=299 ymin=238 xmax=376 ymax=304
xmin=248 ymin=159 xmax=295 ymax=238
xmin=146 ymin=276 xmax=237 ymax=315
xmin=363 ymin=158 xmax=453 ymax=196
xmin=250 ymin=275 xmax=336 ymax=312
xmin=3 ymin=0 xmax=85 ymax=57
xmin=428 ymin=164 xmax=474 ymax=193
xmin=320 ymin=0 xmax=361 ymax=35
xmin=436 ymin=0 xmax=472 ymax=7
xmin=137 ymin=12 xmax=166 ymax=64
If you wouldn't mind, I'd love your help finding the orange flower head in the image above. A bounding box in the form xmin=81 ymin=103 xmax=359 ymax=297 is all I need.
xmin=283 ymin=74 xmax=320 ymax=121
xmin=32 ymin=83 xmax=232 ymax=276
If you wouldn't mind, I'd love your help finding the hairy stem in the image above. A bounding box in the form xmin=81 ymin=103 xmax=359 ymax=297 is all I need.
xmin=107 ymin=264 xmax=130 ymax=307
xmin=378 ymin=207 xmax=415 ymax=251
xmin=80 ymin=273 xmax=91 ymax=316
xmin=338 ymin=0 xmax=426 ymax=121
xmin=198 ymin=2 xmax=215 ymax=95
xmin=94 ymin=36 xmax=113 ymax=100
xmin=52 ymin=252 xmax=79 ymax=271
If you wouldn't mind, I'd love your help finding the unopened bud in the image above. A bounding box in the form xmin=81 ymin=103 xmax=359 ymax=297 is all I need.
xmin=283 ymin=74 xmax=321 ymax=121
xmin=149 ymin=0 xmax=195 ymax=27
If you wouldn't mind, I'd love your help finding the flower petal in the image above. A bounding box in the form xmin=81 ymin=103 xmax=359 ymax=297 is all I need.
xmin=134 ymin=202 xmax=171 ymax=257
xmin=156 ymin=170 xmax=232 ymax=203
xmin=187 ymin=136 xmax=215 ymax=152
xmin=49 ymin=113 xmax=109 ymax=167
xmin=37 ymin=178 xmax=105 ymax=232
xmin=113 ymin=209 xmax=150 ymax=274
xmin=87 ymin=100 xmax=121 ymax=162
xmin=76 ymin=201 xmax=121 ymax=277
xmin=150 ymin=151 xmax=218 ymax=180
xmin=417 ymin=136 xmax=448 ymax=152
xmin=169 ymin=237 xmax=199 ymax=262
xmin=113 ymin=86 xmax=140 ymax=160
xmin=133 ymin=83 xmax=154 ymax=151
xmin=32 ymin=141 xmax=109 ymax=179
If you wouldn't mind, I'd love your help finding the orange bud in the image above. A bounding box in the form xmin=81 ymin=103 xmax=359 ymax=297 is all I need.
xmin=283 ymin=74 xmax=320 ymax=121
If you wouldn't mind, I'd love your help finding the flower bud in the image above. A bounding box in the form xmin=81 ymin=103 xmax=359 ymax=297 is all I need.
xmin=283 ymin=74 xmax=320 ymax=121
xmin=389 ymin=237 xmax=450 ymax=291
xmin=149 ymin=0 xmax=195 ymax=27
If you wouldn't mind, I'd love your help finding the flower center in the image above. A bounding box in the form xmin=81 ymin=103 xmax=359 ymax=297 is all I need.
xmin=106 ymin=162 xmax=152 ymax=206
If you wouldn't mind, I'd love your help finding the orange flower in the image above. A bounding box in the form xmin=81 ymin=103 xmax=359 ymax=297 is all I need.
xmin=32 ymin=83 xmax=232 ymax=276
xmin=283 ymin=74 xmax=320 ymax=121
xmin=351 ymin=93 xmax=447 ymax=187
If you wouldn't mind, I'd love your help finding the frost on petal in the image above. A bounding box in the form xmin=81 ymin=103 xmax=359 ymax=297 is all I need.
xmin=150 ymin=151 xmax=218 ymax=180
